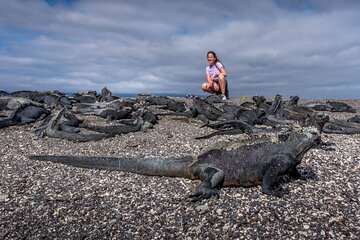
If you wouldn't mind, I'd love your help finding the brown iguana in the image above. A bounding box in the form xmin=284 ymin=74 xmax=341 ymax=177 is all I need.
xmin=29 ymin=125 xmax=321 ymax=202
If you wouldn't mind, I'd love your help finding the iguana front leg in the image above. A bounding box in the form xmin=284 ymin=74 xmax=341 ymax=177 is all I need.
xmin=190 ymin=164 xmax=224 ymax=202
xmin=262 ymin=154 xmax=295 ymax=197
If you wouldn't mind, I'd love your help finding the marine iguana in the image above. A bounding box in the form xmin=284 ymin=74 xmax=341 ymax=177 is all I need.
xmin=30 ymin=125 xmax=321 ymax=201
xmin=192 ymin=97 xmax=224 ymax=122
xmin=348 ymin=115 xmax=360 ymax=123
xmin=0 ymin=103 xmax=50 ymax=129
xmin=323 ymin=119 xmax=360 ymax=134
xmin=34 ymin=108 xmax=109 ymax=142
xmin=98 ymin=86 xmax=119 ymax=102
xmin=81 ymin=109 xmax=158 ymax=135
xmin=306 ymin=101 xmax=356 ymax=113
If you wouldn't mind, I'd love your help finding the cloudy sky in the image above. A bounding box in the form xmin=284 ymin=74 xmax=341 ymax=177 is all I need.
xmin=1 ymin=0 xmax=359 ymax=99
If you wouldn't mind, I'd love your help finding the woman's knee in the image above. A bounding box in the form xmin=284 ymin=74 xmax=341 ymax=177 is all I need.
xmin=201 ymin=83 xmax=209 ymax=91
xmin=202 ymin=83 xmax=214 ymax=92
xmin=218 ymin=74 xmax=225 ymax=82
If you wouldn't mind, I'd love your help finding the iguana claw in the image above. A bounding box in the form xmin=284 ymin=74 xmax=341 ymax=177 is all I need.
xmin=189 ymin=188 xmax=220 ymax=202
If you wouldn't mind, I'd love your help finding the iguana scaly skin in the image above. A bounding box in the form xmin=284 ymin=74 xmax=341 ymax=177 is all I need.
xmin=29 ymin=126 xmax=321 ymax=202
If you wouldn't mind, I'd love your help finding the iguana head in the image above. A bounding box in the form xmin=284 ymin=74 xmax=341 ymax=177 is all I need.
xmin=281 ymin=125 xmax=321 ymax=162
xmin=304 ymin=113 xmax=329 ymax=132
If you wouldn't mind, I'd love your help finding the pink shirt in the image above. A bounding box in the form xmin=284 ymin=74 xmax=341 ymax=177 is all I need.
xmin=206 ymin=62 xmax=224 ymax=81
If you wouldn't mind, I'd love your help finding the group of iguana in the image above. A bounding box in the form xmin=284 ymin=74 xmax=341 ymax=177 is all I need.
xmin=0 ymin=88 xmax=159 ymax=141
xmin=1 ymin=88 xmax=359 ymax=201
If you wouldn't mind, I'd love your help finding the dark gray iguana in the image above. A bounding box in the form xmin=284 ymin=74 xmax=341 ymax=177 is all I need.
xmin=29 ymin=126 xmax=321 ymax=202
xmin=0 ymin=103 xmax=50 ymax=129
xmin=34 ymin=108 xmax=109 ymax=142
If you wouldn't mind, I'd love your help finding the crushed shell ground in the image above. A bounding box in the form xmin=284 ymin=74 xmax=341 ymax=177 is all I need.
xmin=0 ymin=99 xmax=359 ymax=239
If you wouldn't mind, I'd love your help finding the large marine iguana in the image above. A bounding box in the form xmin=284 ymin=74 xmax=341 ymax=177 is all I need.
xmin=30 ymin=125 xmax=321 ymax=201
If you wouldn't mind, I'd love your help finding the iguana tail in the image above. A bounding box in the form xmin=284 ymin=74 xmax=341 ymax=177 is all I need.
xmin=29 ymin=155 xmax=195 ymax=179
xmin=0 ymin=118 xmax=18 ymax=129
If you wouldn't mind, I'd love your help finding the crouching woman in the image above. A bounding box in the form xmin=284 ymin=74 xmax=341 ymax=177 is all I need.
xmin=201 ymin=51 xmax=228 ymax=100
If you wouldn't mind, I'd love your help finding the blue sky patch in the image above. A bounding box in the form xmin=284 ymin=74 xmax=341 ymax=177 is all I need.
xmin=44 ymin=0 xmax=77 ymax=7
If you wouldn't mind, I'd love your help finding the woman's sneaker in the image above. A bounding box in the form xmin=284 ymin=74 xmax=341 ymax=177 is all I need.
xmin=221 ymin=94 xmax=227 ymax=100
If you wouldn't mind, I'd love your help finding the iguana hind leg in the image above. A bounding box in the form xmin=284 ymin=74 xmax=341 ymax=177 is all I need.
xmin=190 ymin=165 xmax=224 ymax=202
xmin=262 ymin=154 xmax=295 ymax=197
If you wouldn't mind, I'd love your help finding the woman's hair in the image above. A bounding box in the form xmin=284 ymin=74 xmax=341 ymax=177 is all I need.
xmin=207 ymin=51 xmax=222 ymax=65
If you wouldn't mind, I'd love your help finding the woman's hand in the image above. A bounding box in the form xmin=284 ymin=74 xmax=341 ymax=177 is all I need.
xmin=211 ymin=73 xmax=218 ymax=80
